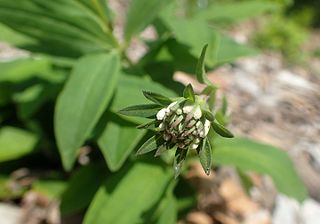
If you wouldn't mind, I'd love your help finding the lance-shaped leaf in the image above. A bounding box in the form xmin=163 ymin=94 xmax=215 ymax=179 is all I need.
xmin=137 ymin=120 xmax=158 ymax=131
xmin=211 ymin=120 xmax=234 ymax=138
xmin=55 ymin=52 xmax=120 ymax=171
xmin=143 ymin=91 xmax=172 ymax=106
xmin=202 ymin=110 xmax=215 ymax=121
xmin=183 ymin=84 xmax=195 ymax=102
xmin=198 ymin=139 xmax=212 ymax=175
xmin=118 ymin=104 xmax=161 ymax=118
xmin=174 ymin=148 xmax=188 ymax=178
xmin=136 ymin=135 xmax=163 ymax=155
xmin=196 ymin=44 xmax=208 ymax=84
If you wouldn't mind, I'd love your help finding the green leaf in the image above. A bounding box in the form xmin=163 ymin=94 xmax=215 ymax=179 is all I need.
xmin=137 ymin=120 xmax=157 ymax=130
xmin=183 ymin=84 xmax=195 ymax=102
xmin=211 ymin=120 xmax=234 ymax=138
xmin=0 ymin=126 xmax=38 ymax=162
xmin=203 ymin=0 xmax=280 ymax=25
xmin=202 ymin=110 xmax=215 ymax=121
xmin=136 ymin=135 xmax=163 ymax=155
xmin=195 ymin=44 xmax=209 ymax=85
xmin=54 ymin=52 xmax=120 ymax=171
xmin=111 ymin=74 xmax=176 ymax=123
xmin=160 ymin=6 xmax=258 ymax=66
xmin=84 ymin=162 xmax=172 ymax=224
xmin=124 ymin=0 xmax=170 ymax=42
xmin=198 ymin=139 xmax=212 ymax=175
xmin=98 ymin=116 xmax=146 ymax=171
xmin=174 ymin=148 xmax=187 ymax=178
xmin=0 ymin=0 xmax=117 ymax=57
xmin=61 ymin=163 xmax=106 ymax=215
xmin=32 ymin=180 xmax=67 ymax=200
xmin=213 ymin=137 xmax=307 ymax=202
xmin=155 ymin=195 xmax=178 ymax=224
xmin=143 ymin=91 xmax=172 ymax=106
xmin=118 ymin=104 xmax=161 ymax=118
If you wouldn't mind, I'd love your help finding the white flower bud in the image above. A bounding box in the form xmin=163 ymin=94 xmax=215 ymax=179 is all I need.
xmin=193 ymin=106 xmax=202 ymax=119
xmin=156 ymin=108 xmax=167 ymax=120
xmin=183 ymin=105 xmax=194 ymax=114
xmin=194 ymin=138 xmax=200 ymax=144
xmin=191 ymin=143 xmax=199 ymax=149
xmin=168 ymin=101 xmax=178 ymax=111
xmin=159 ymin=122 xmax=165 ymax=130
xmin=204 ymin=119 xmax=211 ymax=136
xmin=176 ymin=109 xmax=182 ymax=115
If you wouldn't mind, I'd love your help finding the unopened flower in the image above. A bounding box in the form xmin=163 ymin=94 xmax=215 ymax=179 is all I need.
xmin=119 ymin=84 xmax=234 ymax=177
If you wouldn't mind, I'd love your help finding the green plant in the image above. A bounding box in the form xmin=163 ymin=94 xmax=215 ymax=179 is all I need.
xmin=253 ymin=15 xmax=307 ymax=61
xmin=0 ymin=0 xmax=306 ymax=223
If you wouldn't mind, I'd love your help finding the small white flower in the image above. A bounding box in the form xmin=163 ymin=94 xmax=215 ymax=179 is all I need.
xmin=204 ymin=119 xmax=211 ymax=136
xmin=156 ymin=108 xmax=167 ymax=120
xmin=168 ymin=101 xmax=178 ymax=111
xmin=199 ymin=130 xmax=205 ymax=138
xmin=159 ymin=122 xmax=165 ymax=130
xmin=194 ymin=138 xmax=200 ymax=144
xmin=183 ymin=104 xmax=194 ymax=114
xmin=193 ymin=106 xmax=202 ymax=119
xmin=176 ymin=109 xmax=182 ymax=115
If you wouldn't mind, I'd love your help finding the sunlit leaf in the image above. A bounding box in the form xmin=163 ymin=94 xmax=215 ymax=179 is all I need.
xmin=143 ymin=91 xmax=172 ymax=106
xmin=213 ymin=137 xmax=307 ymax=202
xmin=84 ymin=162 xmax=172 ymax=224
xmin=118 ymin=104 xmax=161 ymax=118
xmin=55 ymin=52 xmax=120 ymax=170
xmin=198 ymin=139 xmax=212 ymax=175
xmin=211 ymin=120 xmax=234 ymax=138
xmin=183 ymin=84 xmax=195 ymax=102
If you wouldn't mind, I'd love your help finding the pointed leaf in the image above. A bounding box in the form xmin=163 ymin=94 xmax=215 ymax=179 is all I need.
xmin=198 ymin=139 xmax=212 ymax=175
xmin=203 ymin=110 xmax=215 ymax=121
xmin=155 ymin=145 xmax=167 ymax=157
xmin=124 ymin=0 xmax=171 ymax=41
xmin=195 ymin=44 xmax=209 ymax=84
xmin=213 ymin=137 xmax=307 ymax=202
xmin=183 ymin=84 xmax=195 ymax=102
xmin=119 ymin=104 xmax=161 ymax=118
xmin=143 ymin=91 xmax=172 ymax=106
xmin=136 ymin=135 xmax=163 ymax=155
xmin=211 ymin=120 xmax=234 ymax=138
xmin=174 ymin=148 xmax=187 ymax=178
xmin=137 ymin=120 xmax=158 ymax=130
xmin=54 ymin=52 xmax=120 ymax=171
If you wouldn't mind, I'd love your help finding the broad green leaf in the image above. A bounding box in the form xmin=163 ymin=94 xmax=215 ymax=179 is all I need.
xmin=143 ymin=91 xmax=172 ymax=106
xmin=136 ymin=135 xmax=162 ymax=155
xmin=61 ymin=163 xmax=106 ymax=215
xmin=0 ymin=126 xmax=38 ymax=162
xmin=211 ymin=120 xmax=234 ymax=138
xmin=111 ymin=74 xmax=176 ymax=123
xmin=213 ymin=137 xmax=307 ymax=202
xmin=198 ymin=139 xmax=212 ymax=175
xmin=55 ymin=52 xmax=120 ymax=171
xmin=183 ymin=84 xmax=195 ymax=102
xmin=0 ymin=0 xmax=117 ymax=57
xmin=84 ymin=162 xmax=172 ymax=224
xmin=32 ymin=180 xmax=67 ymax=200
xmin=124 ymin=0 xmax=170 ymax=41
xmin=98 ymin=116 xmax=146 ymax=171
xmin=118 ymin=104 xmax=161 ymax=118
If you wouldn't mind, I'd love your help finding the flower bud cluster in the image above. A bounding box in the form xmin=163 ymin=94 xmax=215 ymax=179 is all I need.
xmin=156 ymin=101 xmax=211 ymax=150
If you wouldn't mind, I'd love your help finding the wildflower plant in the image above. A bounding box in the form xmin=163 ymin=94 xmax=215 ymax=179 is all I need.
xmin=119 ymin=45 xmax=234 ymax=177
